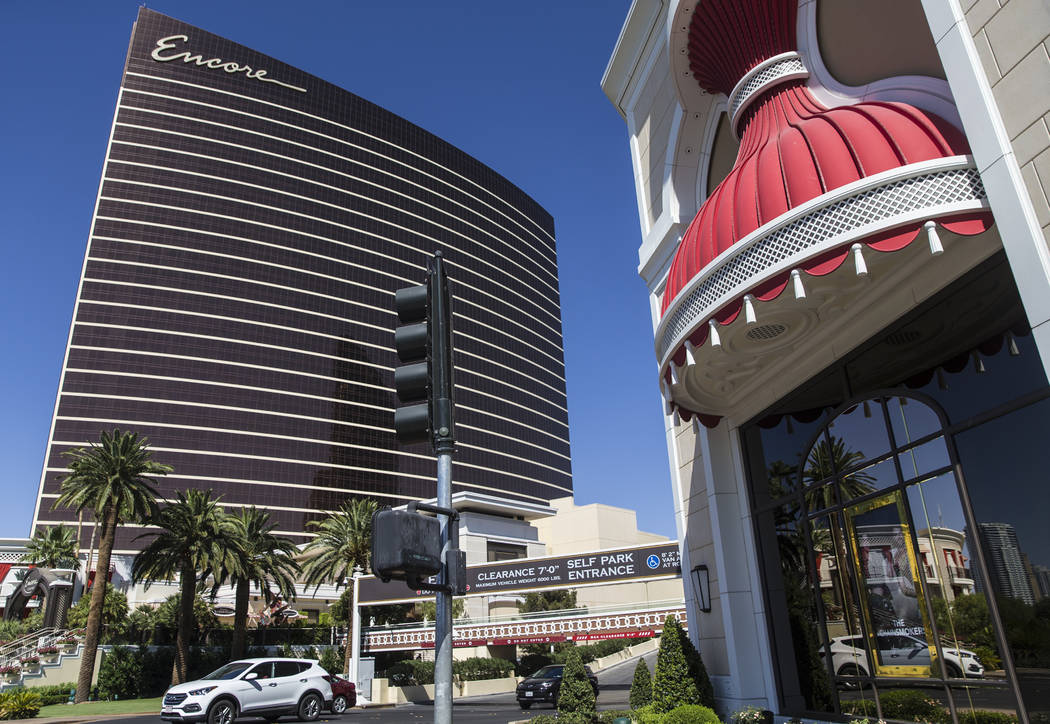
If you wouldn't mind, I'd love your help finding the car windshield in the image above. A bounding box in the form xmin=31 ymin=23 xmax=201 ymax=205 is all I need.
xmin=532 ymin=666 xmax=563 ymax=679
xmin=201 ymin=662 xmax=251 ymax=680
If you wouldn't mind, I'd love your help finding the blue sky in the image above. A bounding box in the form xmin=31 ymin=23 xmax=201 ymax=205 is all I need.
xmin=0 ymin=2 xmax=678 ymax=539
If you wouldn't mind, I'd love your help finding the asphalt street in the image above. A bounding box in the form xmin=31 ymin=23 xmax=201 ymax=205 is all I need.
xmin=114 ymin=650 xmax=656 ymax=724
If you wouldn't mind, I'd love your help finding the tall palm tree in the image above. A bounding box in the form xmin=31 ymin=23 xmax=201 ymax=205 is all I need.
xmin=223 ymin=507 xmax=300 ymax=659
xmin=53 ymin=429 xmax=170 ymax=703
xmin=300 ymin=498 xmax=377 ymax=675
xmin=22 ymin=524 xmax=81 ymax=570
xmin=131 ymin=489 xmax=239 ymax=685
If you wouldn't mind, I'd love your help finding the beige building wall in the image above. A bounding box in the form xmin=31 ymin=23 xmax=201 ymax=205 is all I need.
xmin=533 ymin=496 xmax=684 ymax=611
xmin=961 ymin=0 xmax=1050 ymax=246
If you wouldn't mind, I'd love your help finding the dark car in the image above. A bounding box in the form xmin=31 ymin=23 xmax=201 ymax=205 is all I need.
xmin=323 ymin=675 xmax=356 ymax=714
xmin=516 ymin=664 xmax=599 ymax=709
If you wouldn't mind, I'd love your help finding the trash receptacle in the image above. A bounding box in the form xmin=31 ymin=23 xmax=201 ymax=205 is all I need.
xmin=612 ymin=717 xmax=632 ymax=724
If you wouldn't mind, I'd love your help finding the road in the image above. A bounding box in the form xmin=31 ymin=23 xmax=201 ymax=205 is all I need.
xmin=116 ymin=651 xmax=656 ymax=724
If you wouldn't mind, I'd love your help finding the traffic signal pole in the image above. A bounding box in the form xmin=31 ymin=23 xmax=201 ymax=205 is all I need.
xmin=434 ymin=450 xmax=453 ymax=724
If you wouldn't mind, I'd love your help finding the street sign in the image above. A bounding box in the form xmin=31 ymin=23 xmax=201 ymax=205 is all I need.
xmin=357 ymin=541 xmax=681 ymax=605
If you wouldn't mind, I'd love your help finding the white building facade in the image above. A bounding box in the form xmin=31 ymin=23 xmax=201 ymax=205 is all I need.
xmin=604 ymin=1 xmax=1049 ymax=722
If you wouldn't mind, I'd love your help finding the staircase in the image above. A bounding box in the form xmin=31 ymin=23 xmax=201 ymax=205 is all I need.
xmin=0 ymin=629 xmax=82 ymax=690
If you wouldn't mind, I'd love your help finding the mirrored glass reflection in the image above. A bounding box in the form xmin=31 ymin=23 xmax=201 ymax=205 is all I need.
xmin=899 ymin=437 xmax=952 ymax=481
xmin=826 ymin=399 xmax=893 ymax=468
xmin=887 ymin=395 xmax=942 ymax=446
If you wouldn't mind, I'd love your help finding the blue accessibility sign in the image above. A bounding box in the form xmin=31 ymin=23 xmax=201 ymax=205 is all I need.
xmin=646 ymin=554 xmax=660 ymax=569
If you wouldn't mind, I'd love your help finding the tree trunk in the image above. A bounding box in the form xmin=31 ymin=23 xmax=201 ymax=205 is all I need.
xmin=231 ymin=578 xmax=249 ymax=660
xmin=342 ymin=579 xmax=354 ymax=677
xmin=172 ymin=561 xmax=196 ymax=685
xmin=74 ymin=506 xmax=117 ymax=703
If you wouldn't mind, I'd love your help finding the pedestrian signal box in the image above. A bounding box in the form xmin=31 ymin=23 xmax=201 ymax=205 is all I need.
xmin=371 ymin=508 xmax=442 ymax=583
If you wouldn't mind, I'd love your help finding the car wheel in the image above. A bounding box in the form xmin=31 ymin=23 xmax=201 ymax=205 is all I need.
xmin=519 ymin=701 xmax=532 ymax=709
xmin=332 ymin=693 xmax=348 ymax=714
xmin=944 ymin=662 xmax=963 ymax=678
xmin=206 ymin=698 xmax=238 ymax=724
xmin=298 ymin=692 xmax=323 ymax=722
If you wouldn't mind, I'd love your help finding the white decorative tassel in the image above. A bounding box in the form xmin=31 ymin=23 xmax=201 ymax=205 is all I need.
xmin=669 ymin=363 xmax=679 ymax=385
xmin=925 ymin=220 xmax=944 ymax=256
xmin=684 ymin=341 xmax=698 ymax=366
xmin=660 ymin=378 xmax=671 ymax=401
xmin=672 ymin=410 xmax=681 ymax=426
xmin=851 ymin=243 xmax=868 ymax=277
xmin=791 ymin=269 xmax=806 ymax=300
xmin=708 ymin=319 xmax=721 ymax=348
xmin=743 ymin=294 xmax=757 ymax=325
xmin=1007 ymin=331 xmax=1020 ymax=356
xmin=691 ymin=417 xmax=700 ymax=434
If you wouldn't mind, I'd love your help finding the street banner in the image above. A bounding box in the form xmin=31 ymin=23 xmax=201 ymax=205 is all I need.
xmin=357 ymin=541 xmax=681 ymax=605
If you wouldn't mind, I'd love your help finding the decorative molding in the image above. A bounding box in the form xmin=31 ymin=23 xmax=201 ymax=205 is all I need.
xmin=728 ymin=52 xmax=809 ymax=134
xmin=657 ymin=157 xmax=988 ymax=363
xmin=363 ymin=605 xmax=687 ymax=652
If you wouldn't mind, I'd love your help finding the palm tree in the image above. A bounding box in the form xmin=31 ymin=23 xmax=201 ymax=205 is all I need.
xmin=54 ymin=429 xmax=169 ymax=703
xmin=131 ymin=489 xmax=239 ymax=685
xmin=804 ymin=435 xmax=877 ymax=509
xmin=300 ymin=498 xmax=378 ymax=675
xmin=22 ymin=524 xmax=81 ymax=570
xmin=223 ymin=507 xmax=300 ymax=659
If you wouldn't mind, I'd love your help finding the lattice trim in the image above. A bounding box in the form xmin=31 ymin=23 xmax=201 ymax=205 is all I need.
xmin=658 ymin=164 xmax=988 ymax=360
xmin=729 ymin=52 xmax=809 ymax=127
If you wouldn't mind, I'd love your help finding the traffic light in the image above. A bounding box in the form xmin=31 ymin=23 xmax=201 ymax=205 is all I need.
xmin=392 ymin=251 xmax=455 ymax=452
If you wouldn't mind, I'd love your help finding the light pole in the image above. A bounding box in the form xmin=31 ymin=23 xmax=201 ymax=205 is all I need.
xmin=349 ymin=566 xmax=363 ymax=698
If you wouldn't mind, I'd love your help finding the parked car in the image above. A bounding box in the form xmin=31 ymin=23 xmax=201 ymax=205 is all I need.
xmin=323 ymin=674 xmax=356 ymax=714
xmin=823 ymin=634 xmax=985 ymax=680
xmin=160 ymin=658 xmax=333 ymax=723
xmin=516 ymin=664 xmax=599 ymax=709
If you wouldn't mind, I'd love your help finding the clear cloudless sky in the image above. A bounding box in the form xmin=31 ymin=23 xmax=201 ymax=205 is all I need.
xmin=0 ymin=1 xmax=678 ymax=540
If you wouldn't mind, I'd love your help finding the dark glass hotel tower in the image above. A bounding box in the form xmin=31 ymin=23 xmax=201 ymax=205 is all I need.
xmin=31 ymin=9 xmax=570 ymax=552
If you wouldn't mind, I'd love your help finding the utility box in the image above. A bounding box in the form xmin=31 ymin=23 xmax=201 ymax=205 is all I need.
xmin=371 ymin=508 xmax=442 ymax=582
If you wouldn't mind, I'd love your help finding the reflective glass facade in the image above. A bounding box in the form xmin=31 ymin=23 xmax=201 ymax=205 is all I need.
xmin=32 ymin=9 xmax=571 ymax=551
xmin=744 ymin=255 xmax=1050 ymax=722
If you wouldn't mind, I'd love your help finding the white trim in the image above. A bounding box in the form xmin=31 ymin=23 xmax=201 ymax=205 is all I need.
xmin=727 ymin=52 xmax=809 ymax=134
xmin=30 ymin=85 xmax=126 ymax=536
xmin=122 ymin=72 xmax=556 ymax=249
xmin=655 ymin=156 xmax=987 ymax=363
xmin=920 ymin=0 xmax=1050 ymax=357
xmin=797 ymin=0 xmax=962 ymax=128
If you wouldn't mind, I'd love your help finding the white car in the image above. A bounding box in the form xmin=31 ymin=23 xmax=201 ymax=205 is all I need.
xmin=160 ymin=658 xmax=333 ymax=724
xmin=825 ymin=634 xmax=985 ymax=679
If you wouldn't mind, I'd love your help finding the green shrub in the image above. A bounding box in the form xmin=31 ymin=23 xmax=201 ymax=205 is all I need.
xmin=840 ymin=699 xmax=878 ymax=718
xmin=319 ymin=646 xmax=343 ymax=675
xmin=630 ymin=657 xmax=652 ymax=709
xmin=557 ymin=647 xmax=596 ymax=720
xmin=598 ymin=710 xmax=634 ymax=723
xmin=385 ymin=659 xmax=434 ymax=686
xmin=19 ymin=682 xmax=76 ymax=706
xmin=139 ymin=647 xmax=176 ymax=697
xmin=957 ymin=711 xmax=1018 ymax=724
xmin=452 ymin=657 xmax=514 ymax=681
xmin=631 ymin=704 xmax=667 ymax=724
xmin=664 ymin=704 xmax=721 ymax=724
xmin=970 ymin=645 xmax=1002 ymax=671
xmin=97 ymin=646 xmax=141 ymax=700
xmin=652 ymin=617 xmax=699 ymax=713
xmin=680 ymin=628 xmax=716 ymax=709
xmin=0 ymin=689 xmax=42 ymax=720
xmin=518 ymin=652 xmax=551 ymax=676
xmin=525 ymin=716 xmax=560 ymax=724
xmin=879 ymin=689 xmax=950 ymax=723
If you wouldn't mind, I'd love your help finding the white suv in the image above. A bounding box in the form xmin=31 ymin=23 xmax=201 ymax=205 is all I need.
xmin=160 ymin=658 xmax=333 ymax=723
xmin=825 ymin=634 xmax=985 ymax=679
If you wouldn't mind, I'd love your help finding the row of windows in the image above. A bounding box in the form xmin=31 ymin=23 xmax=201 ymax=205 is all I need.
xmin=117 ymin=62 xmax=557 ymax=265
xmin=103 ymin=141 xmax=560 ymax=302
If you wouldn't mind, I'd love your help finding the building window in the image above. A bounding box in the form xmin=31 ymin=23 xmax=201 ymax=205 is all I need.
xmin=487 ymin=542 xmax=527 ymax=562
xmin=742 ymin=254 xmax=1049 ymax=722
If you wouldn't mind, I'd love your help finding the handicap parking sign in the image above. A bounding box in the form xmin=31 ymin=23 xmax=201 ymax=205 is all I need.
xmin=646 ymin=554 xmax=660 ymax=569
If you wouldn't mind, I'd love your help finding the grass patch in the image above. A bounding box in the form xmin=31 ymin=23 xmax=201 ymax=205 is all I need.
xmin=38 ymin=696 xmax=163 ymax=717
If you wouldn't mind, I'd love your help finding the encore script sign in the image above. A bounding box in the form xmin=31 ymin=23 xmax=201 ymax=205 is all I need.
xmin=357 ymin=542 xmax=682 ymax=605
xmin=151 ymin=35 xmax=307 ymax=93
